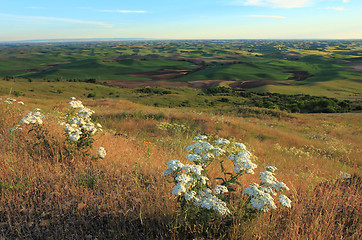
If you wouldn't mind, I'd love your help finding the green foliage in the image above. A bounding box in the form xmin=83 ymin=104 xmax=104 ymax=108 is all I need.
xmin=0 ymin=177 xmax=30 ymax=193
xmin=157 ymin=122 xmax=188 ymax=135
xmin=87 ymin=92 xmax=96 ymax=98
xmin=136 ymin=87 xmax=172 ymax=95
xmin=79 ymin=171 xmax=99 ymax=189
xmin=204 ymin=86 xmax=231 ymax=95
xmin=204 ymin=88 xmax=352 ymax=113
xmin=25 ymin=124 xmax=60 ymax=160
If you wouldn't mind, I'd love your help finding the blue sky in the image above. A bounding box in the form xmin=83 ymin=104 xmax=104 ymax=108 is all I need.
xmin=0 ymin=0 xmax=361 ymax=41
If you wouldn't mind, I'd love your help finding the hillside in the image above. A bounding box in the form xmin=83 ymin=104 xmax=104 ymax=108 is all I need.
xmin=0 ymin=91 xmax=361 ymax=239
xmin=0 ymin=39 xmax=361 ymax=239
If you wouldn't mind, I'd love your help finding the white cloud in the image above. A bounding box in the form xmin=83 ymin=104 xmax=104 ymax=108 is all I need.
xmin=100 ymin=10 xmax=147 ymax=13
xmin=247 ymin=14 xmax=286 ymax=18
xmin=326 ymin=7 xmax=345 ymax=11
xmin=0 ymin=13 xmax=113 ymax=28
xmin=231 ymin=0 xmax=316 ymax=8
xmin=342 ymin=0 xmax=349 ymax=3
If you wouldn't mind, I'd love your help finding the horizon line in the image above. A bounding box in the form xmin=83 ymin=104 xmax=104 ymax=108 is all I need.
xmin=1 ymin=37 xmax=362 ymax=43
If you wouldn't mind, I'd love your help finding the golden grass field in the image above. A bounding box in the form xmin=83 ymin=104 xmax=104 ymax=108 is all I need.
xmin=0 ymin=95 xmax=361 ymax=239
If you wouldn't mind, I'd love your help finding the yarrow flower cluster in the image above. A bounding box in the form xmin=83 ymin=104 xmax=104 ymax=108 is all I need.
xmin=9 ymin=105 xmax=43 ymax=131
xmin=19 ymin=108 xmax=44 ymax=125
xmin=185 ymin=136 xmax=231 ymax=165
xmin=228 ymin=149 xmax=257 ymax=174
xmin=60 ymin=97 xmax=102 ymax=142
xmin=165 ymin=135 xmax=260 ymax=216
xmin=59 ymin=97 xmax=106 ymax=159
xmin=165 ymin=135 xmax=292 ymax=217
xmin=243 ymin=166 xmax=291 ymax=211
xmin=193 ymin=188 xmax=231 ymax=215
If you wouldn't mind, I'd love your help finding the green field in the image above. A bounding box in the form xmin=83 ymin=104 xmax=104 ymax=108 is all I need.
xmin=0 ymin=40 xmax=361 ymax=101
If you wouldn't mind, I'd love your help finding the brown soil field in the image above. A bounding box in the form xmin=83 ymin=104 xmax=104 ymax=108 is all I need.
xmin=103 ymin=79 xmax=223 ymax=89
xmin=116 ymin=67 xmax=205 ymax=81
xmin=345 ymin=62 xmax=362 ymax=72
xmin=40 ymin=62 xmax=70 ymax=67
xmin=229 ymin=80 xmax=290 ymax=89
xmin=104 ymin=79 xmax=290 ymax=90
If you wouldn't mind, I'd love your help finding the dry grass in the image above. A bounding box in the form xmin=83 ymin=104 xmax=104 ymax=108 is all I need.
xmin=0 ymin=97 xmax=361 ymax=239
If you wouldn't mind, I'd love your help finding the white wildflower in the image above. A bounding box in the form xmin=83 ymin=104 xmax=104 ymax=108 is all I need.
xmin=214 ymin=185 xmax=228 ymax=195
xmin=185 ymin=191 xmax=196 ymax=201
xmin=175 ymin=174 xmax=194 ymax=184
xmin=235 ymin=142 xmax=247 ymax=150
xmin=186 ymin=154 xmax=201 ymax=162
xmin=260 ymin=170 xmax=278 ymax=185
xmin=194 ymin=135 xmax=207 ymax=140
xmin=82 ymin=122 xmax=97 ymax=134
xmin=197 ymin=175 xmax=209 ymax=185
xmin=68 ymin=130 xmax=82 ymax=141
xmin=213 ymin=147 xmax=226 ymax=156
xmin=202 ymin=152 xmax=214 ymax=161
xmin=97 ymin=147 xmax=107 ymax=158
xmin=194 ymin=189 xmax=230 ymax=215
xmin=164 ymin=168 xmax=173 ymax=176
xmin=228 ymin=154 xmax=237 ymax=161
xmin=340 ymin=171 xmax=351 ymax=179
xmin=246 ymin=187 xmax=276 ymax=212
xmin=279 ymin=194 xmax=292 ymax=208
xmin=68 ymin=99 xmax=84 ymax=109
xmin=266 ymin=166 xmax=278 ymax=172
xmin=172 ymin=183 xmax=187 ymax=195
xmin=62 ymin=98 xmax=102 ymax=143
xmin=273 ymin=181 xmax=290 ymax=191
xmin=4 ymin=98 xmax=17 ymax=104
xmin=9 ymin=125 xmax=22 ymax=131
xmin=182 ymin=164 xmax=203 ymax=176
xmin=250 ymin=197 xmax=265 ymax=211
xmin=244 ymin=167 xmax=291 ymax=211
xmin=78 ymin=107 xmax=95 ymax=118
xmin=238 ymin=150 xmax=252 ymax=161
xmin=165 ymin=136 xmax=289 ymax=216
xmin=19 ymin=110 xmax=44 ymax=125
xmin=216 ymin=138 xmax=230 ymax=145
xmin=166 ymin=159 xmax=184 ymax=171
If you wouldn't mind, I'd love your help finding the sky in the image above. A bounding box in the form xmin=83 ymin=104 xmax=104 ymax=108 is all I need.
xmin=0 ymin=0 xmax=361 ymax=41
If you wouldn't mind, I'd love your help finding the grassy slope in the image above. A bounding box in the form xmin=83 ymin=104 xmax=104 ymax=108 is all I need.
xmin=0 ymin=87 xmax=361 ymax=239
xmin=253 ymin=79 xmax=362 ymax=100
xmin=19 ymin=58 xmax=197 ymax=81
xmin=178 ymin=61 xmax=292 ymax=81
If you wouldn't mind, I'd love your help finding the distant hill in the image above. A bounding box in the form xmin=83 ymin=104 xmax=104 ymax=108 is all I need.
xmin=0 ymin=38 xmax=150 ymax=43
